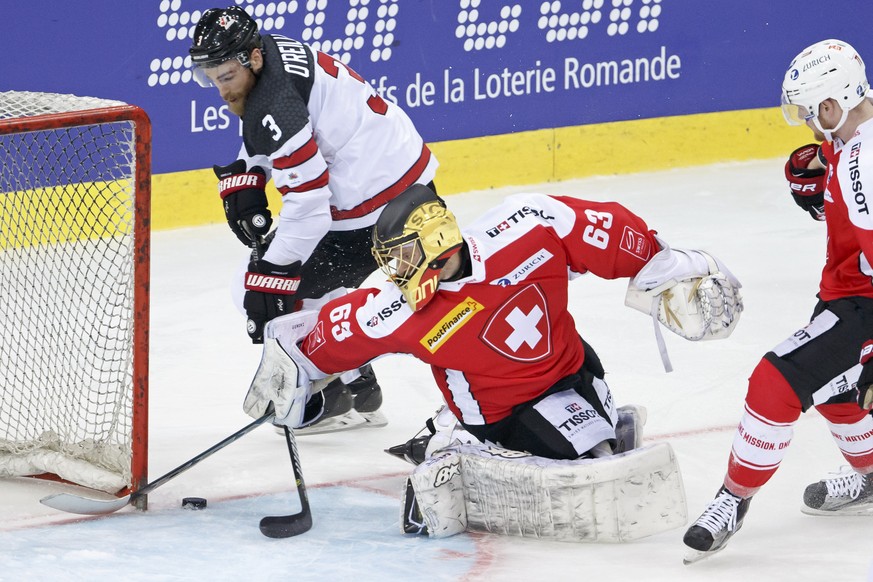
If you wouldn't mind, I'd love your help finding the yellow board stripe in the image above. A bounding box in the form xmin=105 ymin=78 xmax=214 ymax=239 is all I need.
xmin=150 ymin=106 xmax=812 ymax=231
xmin=0 ymin=181 xmax=133 ymax=250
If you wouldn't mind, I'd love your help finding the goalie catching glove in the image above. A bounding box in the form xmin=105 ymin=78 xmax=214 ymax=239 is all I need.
xmin=244 ymin=259 xmax=302 ymax=343
xmin=784 ymin=144 xmax=826 ymax=221
xmin=626 ymin=240 xmax=742 ymax=371
xmin=215 ymin=160 xmax=273 ymax=245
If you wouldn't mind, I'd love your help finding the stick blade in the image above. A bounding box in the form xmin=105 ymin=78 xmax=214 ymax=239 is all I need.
xmin=259 ymin=513 xmax=313 ymax=538
xmin=40 ymin=492 xmax=131 ymax=515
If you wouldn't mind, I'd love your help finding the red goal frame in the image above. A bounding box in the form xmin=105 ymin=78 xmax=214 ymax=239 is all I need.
xmin=0 ymin=104 xmax=151 ymax=506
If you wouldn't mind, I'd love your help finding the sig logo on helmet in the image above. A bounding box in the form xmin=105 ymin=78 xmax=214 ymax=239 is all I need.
xmin=372 ymin=185 xmax=464 ymax=312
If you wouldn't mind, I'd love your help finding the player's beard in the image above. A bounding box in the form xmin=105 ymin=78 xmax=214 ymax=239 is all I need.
xmin=226 ymin=94 xmax=247 ymax=117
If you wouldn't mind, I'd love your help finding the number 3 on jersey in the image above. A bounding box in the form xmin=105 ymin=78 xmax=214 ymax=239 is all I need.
xmin=582 ymin=209 xmax=613 ymax=249
xmin=329 ymin=303 xmax=353 ymax=341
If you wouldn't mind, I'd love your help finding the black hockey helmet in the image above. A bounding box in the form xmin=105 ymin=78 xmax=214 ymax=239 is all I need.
xmin=372 ymin=185 xmax=463 ymax=311
xmin=190 ymin=6 xmax=262 ymax=86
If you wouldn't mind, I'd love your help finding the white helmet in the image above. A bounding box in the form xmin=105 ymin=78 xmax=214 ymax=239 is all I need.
xmin=781 ymin=39 xmax=869 ymax=139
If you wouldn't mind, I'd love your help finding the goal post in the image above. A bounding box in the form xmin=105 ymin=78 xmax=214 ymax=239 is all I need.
xmin=0 ymin=91 xmax=150 ymax=506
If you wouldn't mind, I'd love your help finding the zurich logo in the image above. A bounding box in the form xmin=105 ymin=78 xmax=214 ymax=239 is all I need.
xmin=496 ymin=278 xmax=511 ymax=287
xmin=790 ymin=69 xmax=799 ymax=80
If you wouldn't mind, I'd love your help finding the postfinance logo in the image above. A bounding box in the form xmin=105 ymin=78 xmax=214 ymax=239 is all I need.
xmin=420 ymin=297 xmax=483 ymax=353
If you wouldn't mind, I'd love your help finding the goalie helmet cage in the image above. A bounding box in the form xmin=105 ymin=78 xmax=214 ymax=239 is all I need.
xmin=0 ymin=91 xmax=150 ymax=508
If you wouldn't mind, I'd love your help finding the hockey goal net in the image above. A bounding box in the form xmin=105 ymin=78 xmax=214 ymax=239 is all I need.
xmin=0 ymin=91 xmax=150 ymax=497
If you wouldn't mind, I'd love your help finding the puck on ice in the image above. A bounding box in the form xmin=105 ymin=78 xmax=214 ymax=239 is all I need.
xmin=181 ymin=497 xmax=207 ymax=510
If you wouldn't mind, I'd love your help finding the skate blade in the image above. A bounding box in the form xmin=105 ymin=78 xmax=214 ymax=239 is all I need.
xmin=683 ymin=544 xmax=726 ymax=565
xmin=359 ymin=410 xmax=389 ymax=429
xmin=274 ymin=410 xmax=389 ymax=437
xmin=800 ymin=502 xmax=873 ymax=517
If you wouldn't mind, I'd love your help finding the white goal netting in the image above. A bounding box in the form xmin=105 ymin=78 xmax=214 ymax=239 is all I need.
xmin=0 ymin=91 xmax=150 ymax=493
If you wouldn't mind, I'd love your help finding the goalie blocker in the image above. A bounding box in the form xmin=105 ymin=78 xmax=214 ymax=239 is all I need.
xmin=402 ymin=442 xmax=687 ymax=542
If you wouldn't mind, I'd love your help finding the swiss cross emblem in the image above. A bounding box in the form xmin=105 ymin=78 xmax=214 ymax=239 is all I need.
xmin=480 ymin=284 xmax=551 ymax=362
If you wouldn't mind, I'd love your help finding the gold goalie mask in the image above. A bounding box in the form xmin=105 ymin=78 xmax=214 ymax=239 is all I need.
xmin=372 ymin=185 xmax=464 ymax=311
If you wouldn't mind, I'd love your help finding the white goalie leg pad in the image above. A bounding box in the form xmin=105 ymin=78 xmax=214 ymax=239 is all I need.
xmin=424 ymin=405 xmax=482 ymax=459
xmin=405 ymin=449 xmax=468 ymax=538
xmin=456 ymin=442 xmax=687 ymax=542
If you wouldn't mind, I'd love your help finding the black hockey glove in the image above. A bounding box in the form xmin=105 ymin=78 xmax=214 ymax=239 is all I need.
xmin=214 ymin=160 xmax=272 ymax=246
xmin=243 ymin=259 xmax=302 ymax=344
xmin=784 ymin=144 xmax=826 ymax=221
xmin=857 ymin=341 xmax=873 ymax=411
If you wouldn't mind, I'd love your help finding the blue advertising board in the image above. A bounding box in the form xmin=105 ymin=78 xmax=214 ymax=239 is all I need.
xmin=5 ymin=1 xmax=872 ymax=176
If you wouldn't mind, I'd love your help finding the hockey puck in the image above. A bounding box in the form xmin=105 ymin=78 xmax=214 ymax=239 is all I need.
xmin=181 ymin=497 xmax=207 ymax=510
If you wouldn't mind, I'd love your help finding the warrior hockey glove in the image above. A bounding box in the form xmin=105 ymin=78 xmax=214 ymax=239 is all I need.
xmin=215 ymin=160 xmax=272 ymax=245
xmin=784 ymin=144 xmax=826 ymax=221
xmin=243 ymin=259 xmax=302 ymax=344
xmin=857 ymin=341 xmax=873 ymax=410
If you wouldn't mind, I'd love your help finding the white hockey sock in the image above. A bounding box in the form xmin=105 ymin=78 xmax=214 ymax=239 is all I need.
xmin=826 ymin=413 xmax=873 ymax=473
xmin=726 ymin=405 xmax=794 ymax=496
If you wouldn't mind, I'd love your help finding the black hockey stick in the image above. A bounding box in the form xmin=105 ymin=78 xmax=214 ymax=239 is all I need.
xmin=40 ymin=411 xmax=276 ymax=515
xmin=246 ymin=229 xmax=313 ymax=537
xmin=259 ymin=424 xmax=313 ymax=538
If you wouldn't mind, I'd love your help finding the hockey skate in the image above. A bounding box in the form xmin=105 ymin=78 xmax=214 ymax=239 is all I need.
xmin=400 ymin=478 xmax=428 ymax=535
xmin=386 ymin=406 xmax=479 ymax=465
xmin=613 ymin=404 xmax=647 ymax=453
xmin=683 ymin=486 xmax=751 ymax=564
xmin=294 ymin=364 xmax=388 ymax=436
xmin=801 ymin=467 xmax=873 ymax=516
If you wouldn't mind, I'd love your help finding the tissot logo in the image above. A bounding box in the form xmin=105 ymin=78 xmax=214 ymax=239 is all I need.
xmin=848 ymin=142 xmax=868 ymax=215
xmin=370 ymin=296 xmax=408 ymax=326
xmin=558 ymin=407 xmax=599 ymax=431
xmin=485 ymin=206 xmax=554 ymax=238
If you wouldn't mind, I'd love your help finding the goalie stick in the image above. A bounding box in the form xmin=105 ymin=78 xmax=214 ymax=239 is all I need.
xmin=40 ymin=411 xmax=275 ymax=515
xmin=259 ymin=425 xmax=313 ymax=538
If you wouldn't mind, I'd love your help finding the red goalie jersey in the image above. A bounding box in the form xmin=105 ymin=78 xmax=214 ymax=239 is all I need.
xmin=299 ymin=193 xmax=660 ymax=426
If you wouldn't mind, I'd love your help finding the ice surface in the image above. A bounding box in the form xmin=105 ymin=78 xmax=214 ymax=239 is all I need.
xmin=2 ymin=159 xmax=872 ymax=581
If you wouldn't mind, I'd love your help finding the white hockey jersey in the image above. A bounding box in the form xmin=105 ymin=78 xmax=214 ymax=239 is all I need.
xmin=237 ymin=35 xmax=438 ymax=266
